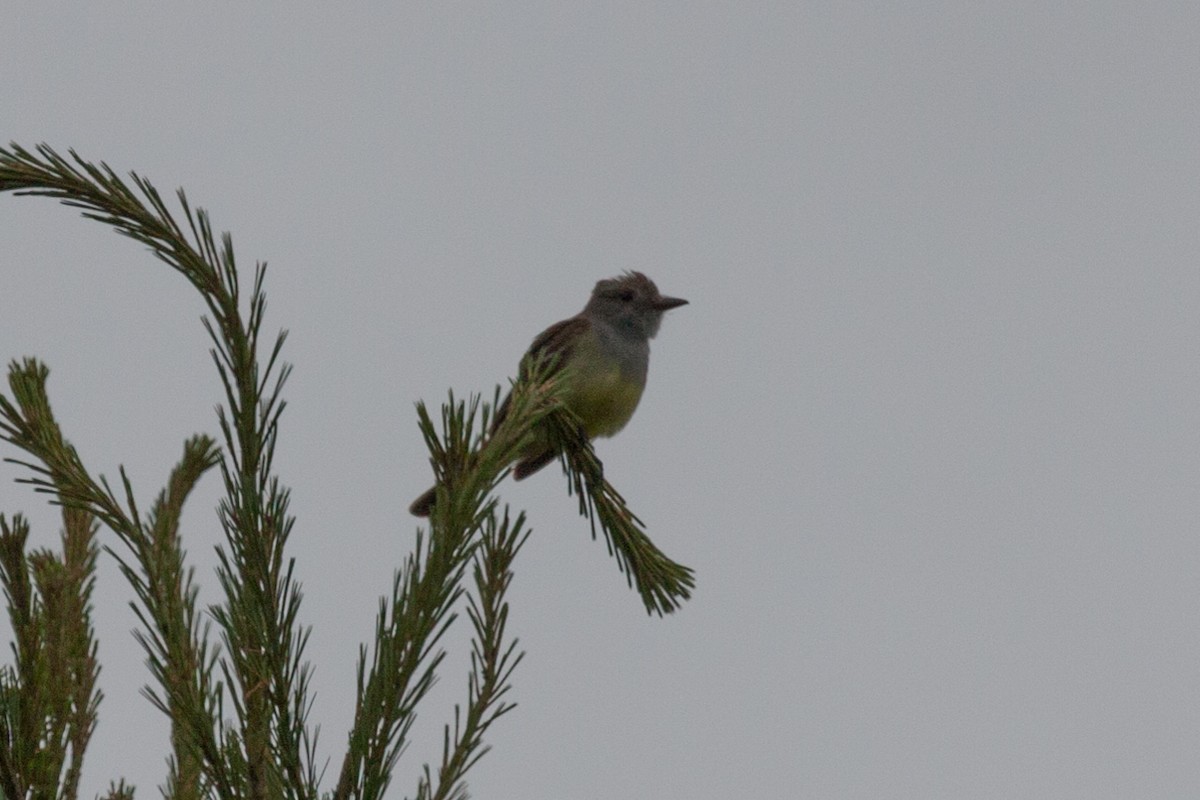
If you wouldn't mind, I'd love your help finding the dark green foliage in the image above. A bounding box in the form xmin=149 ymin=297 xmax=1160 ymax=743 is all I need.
xmin=0 ymin=143 xmax=693 ymax=799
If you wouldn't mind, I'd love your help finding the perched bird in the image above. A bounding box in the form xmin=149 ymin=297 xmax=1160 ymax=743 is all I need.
xmin=409 ymin=271 xmax=687 ymax=516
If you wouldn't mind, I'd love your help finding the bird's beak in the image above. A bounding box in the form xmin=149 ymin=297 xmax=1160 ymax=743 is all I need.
xmin=653 ymin=295 xmax=688 ymax=311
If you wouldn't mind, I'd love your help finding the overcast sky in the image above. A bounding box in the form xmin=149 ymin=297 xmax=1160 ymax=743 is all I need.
xmin=3 ymin=4 xmax=1199 ymax=798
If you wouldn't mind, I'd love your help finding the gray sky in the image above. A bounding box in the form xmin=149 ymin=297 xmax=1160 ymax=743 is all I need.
xmin=3 ymin=4 xmax=1199 ymax=798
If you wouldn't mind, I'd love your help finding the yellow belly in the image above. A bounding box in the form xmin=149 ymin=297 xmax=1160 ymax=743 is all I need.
xmin=562 ymin=363 xmax=645 ymax=439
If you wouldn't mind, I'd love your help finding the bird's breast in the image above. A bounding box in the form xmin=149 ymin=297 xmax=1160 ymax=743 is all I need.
xmin=562 ymin=363 xmax=645 ymax=439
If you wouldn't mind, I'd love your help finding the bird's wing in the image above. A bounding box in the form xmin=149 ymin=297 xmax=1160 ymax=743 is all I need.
xmin=491 ymin=314 xmax=590 ymax=433
xmin=527 ymin=314 xmax=591 ymax=363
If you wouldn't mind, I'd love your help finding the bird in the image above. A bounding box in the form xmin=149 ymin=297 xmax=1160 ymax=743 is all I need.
xmin=409 ymin=271 xmax=687 ymax=516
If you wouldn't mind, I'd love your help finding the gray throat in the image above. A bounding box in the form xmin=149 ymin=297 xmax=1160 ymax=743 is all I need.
xmin=592 ymin=316 xmax=651 ymax=384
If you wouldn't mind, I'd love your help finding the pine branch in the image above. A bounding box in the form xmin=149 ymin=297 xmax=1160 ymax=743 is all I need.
xmin=416 ymin=509 xmax=529 ymax=800
xmin=536 ymin=397 xmax=695 ymax=616
xmin=1 ymin=140 xmax=694 ymax=800
xmin=333 ymin=366 xmax=557 ymax=800
xmin=0 ymin=504 xmax=102 ymax=797
xmin=501 ymin=353 xmax=695 ymax=615
xmin=2 ymin=143 xmax=319 ymax=797
xmin=100 ymin=778 xmax=135 ymax=800
xmin=0 ymin=356 xmax=233 ymax=795
xmin=55 ymin=505 xmax=102 ymax=800
xmin=120 ymin=436 xmax=227 ymax=800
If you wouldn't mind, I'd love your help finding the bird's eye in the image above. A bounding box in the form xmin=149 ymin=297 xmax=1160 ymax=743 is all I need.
xmin=619 ymin=289 xmax=635 ymax=302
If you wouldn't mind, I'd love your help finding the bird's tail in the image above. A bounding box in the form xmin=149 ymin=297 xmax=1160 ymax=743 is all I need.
xmin=408 ymin=486 xmax=437 ymax=517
